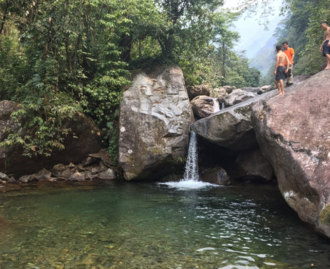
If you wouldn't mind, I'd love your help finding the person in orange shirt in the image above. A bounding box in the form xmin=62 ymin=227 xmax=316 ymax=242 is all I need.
xmin=282 ymin=41 xmax=295 ymax=86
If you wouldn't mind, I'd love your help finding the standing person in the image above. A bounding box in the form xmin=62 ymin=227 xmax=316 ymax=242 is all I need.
xmin=282 ymin=41 xmax=295 ymax=85
xmin=274 ymin=45 xmax=289 ymax=95
xmin=320 ymin=21 xmax=330 ymax=70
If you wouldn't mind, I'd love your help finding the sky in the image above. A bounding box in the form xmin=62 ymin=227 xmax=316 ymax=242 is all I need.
xmin=222 ymin=0 xmax=285 ymax=58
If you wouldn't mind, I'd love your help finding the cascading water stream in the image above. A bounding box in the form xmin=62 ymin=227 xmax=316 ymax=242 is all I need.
xmin=160 ymin=131 xmax=217 ymax=189
xmin=183 ymin=131 xmax=199 ymax=181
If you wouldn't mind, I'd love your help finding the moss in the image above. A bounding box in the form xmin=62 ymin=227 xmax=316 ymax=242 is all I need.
xmin=150 ymin=147 xmax=163 ymax=154
xmin=319 ymin=204 xmax=330 ymax=225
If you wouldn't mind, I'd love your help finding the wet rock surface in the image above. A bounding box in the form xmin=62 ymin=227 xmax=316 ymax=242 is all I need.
xmin=191 ymin=96 xmax=219 ymax=119
xmin=119 ymin=65 xmax=193 ymax=180
xmin=251 ymin=70 xmax=330 ymax=238
xmin=0 ymin=101 xmax=103 ymax=177
xmin=235 ymin=148 xmax=274 ymax=182
xmin=192 ymin=90 xmax=276 ymax=152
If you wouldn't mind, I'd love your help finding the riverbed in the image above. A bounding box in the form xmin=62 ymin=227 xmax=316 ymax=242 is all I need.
xmin=0 ymin=181 xmax=329 ymax=269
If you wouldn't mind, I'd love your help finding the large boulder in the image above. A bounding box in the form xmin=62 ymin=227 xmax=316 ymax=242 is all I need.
xmin=251 ymin=70 xmax=330 ymax=238
xmin=224 ymin=89 xmax=256 ymax=107
xmin=192 ymin=91 xmax=276 ymax=152
xmin=187 ymin=85 xmax=210 ymax=100
xmin=0 ymin=101 xmax=103 ymax=177
xmin=235 ymin=148 xmax=274 ymax=182
xmin=119 ymin=65 xmax=193 ymax=181
xmin=191 ymin=96 xmax=220 ymax=119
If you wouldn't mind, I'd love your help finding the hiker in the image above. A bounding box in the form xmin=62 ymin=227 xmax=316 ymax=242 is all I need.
xmin=320 ymin=21 xmax=330 ymax=70
xmin=274 ymin=45 xmax=289 ymax=95
xmin=282 ymin=41 xmax=294 ymax=86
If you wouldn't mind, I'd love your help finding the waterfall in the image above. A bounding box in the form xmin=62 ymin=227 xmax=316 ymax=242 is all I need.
xmin=221 ymin=101 xmax=225 ymax=110
xmin=213 ymin=98 xmax=220 ymax=113
xmin=183 ymin=131 xmax=199 ymax=181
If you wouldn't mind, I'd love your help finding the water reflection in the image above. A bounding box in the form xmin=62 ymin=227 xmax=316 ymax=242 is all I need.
xmin=0 ymin=182 xmax=329 ymax=268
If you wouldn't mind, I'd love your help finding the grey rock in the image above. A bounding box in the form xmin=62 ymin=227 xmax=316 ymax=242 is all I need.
xmin=224 ymin=89 xmax=256 ymax=107
xmin=49 ymin=178 xmax=57 ymax=182
xmin=0 ymin=172 xmax=9 ymax=181
xmin=99 ymin=169 xmax=116 ymax=180
xmin=202 ymin=167 xmax=230 ymax=185
xmin=187 ymin=85 xmax=210 ymax=100
xmin=19 ymin=175 xmax=32 ymax=183
xmin=235 ymin=148 xmax=274 ymax=182
xmin=119 ymin=65 xmax=193 ymax=180
xmin=51 ymin=164 xmax=72 ymax=180
xmin=68 ymin=163 xmax=75 ymax=168
xmin=8 ymin=177 xmax=16 ymax=183
xmin=69 ymin=172 xmax=86 ymax=182
xmin=223 ymin=85 xmax=236 ymax=94
xmin=85 ymin=171 xmax=93 ymax=180
xmin=191 ymin=96 xmax=219 ymax=119
xmin=34 ymin=168 xmax=52 ymax=181
xmin=192 ymin=90 xmax=276 ymax=152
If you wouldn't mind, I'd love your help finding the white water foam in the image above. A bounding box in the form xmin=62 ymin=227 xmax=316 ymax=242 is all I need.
xmin=160 ymin=180 xmax=216 ymax=190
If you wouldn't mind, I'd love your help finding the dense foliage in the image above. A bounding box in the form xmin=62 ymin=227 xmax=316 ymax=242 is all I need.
xmin=0 ymin=0 xmax=260 ymax=161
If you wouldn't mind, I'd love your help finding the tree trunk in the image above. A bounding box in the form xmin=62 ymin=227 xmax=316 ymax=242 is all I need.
xmin=119 ymin=33 xmax=132 ymax=63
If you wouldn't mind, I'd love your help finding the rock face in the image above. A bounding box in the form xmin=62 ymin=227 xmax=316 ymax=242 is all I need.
xmin=191 ymin=96 xmax=220 ymax=119
xmin=251 ymin=70 xmax=330 ymax=238
xmin=119 ymin=65 xmax=193 ymax=181
xmin=0 ymin=101 xmax=103 ymax=177
xmin=293 ymin=74 xmax=313 ymax=84
xmin=192 ymin=91 xmax=276 ymax=152
xmin=224 ymin=89 xmax=256 ymax=107
xmin=187 ymin=85 xmax=210 ymax=100
xmin=235 ymin=148 xmax=274 ymax=182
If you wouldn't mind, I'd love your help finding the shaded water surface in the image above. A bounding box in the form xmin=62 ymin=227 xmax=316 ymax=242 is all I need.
xmin=0 ymin=182 xmax=329 ymax=269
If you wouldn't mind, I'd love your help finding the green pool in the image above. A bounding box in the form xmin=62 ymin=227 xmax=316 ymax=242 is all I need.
xmin=0 ymin=181 xmax=329 ymax=269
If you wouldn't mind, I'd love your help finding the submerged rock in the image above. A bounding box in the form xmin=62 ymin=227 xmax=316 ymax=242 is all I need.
xmin=187 ymin=85 xmax=210 ymax=100
xmin=235 ymin=148 xmax=274 ymax=182
xmin=251 ymin=70 xmax=330 ymax=238
xmin=0 ymin=101 xmax=103 ymax=177
xmin=191 ymin=96 xmax=219 ymax=119
xmin=119 ymin=65 xmax=193 ymax=180
xmin=192 ymin=91 xmax=276 ymax=152
xmin=202 ymin=167 xmax=230 ymax=185
xmin=224 ymin=89 xmax=256 ymax=107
